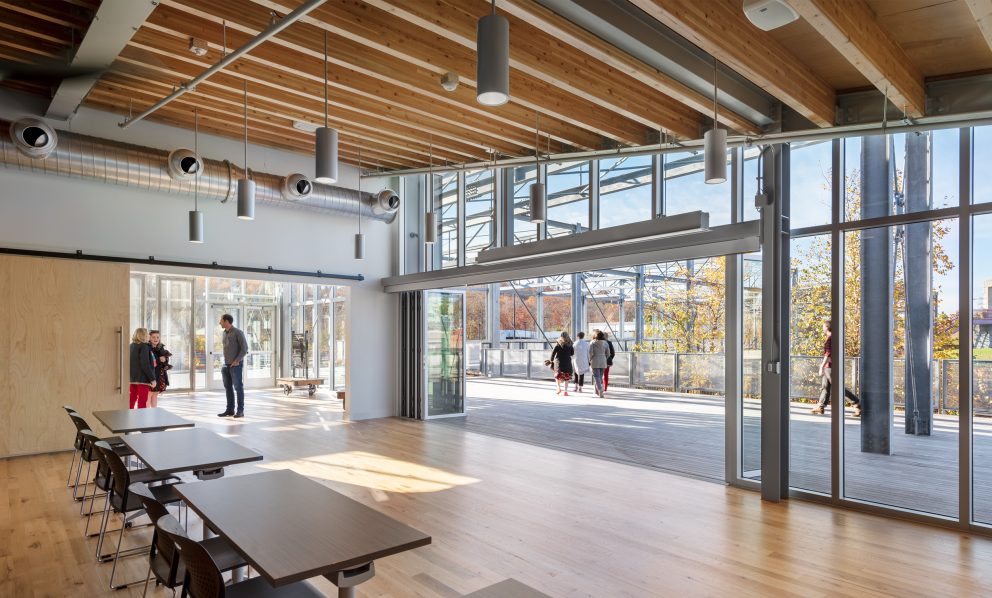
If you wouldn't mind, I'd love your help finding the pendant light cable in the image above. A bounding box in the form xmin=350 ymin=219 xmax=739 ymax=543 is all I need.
xmin=323 ymin=30 xmax=329 ymax=129
xmin=243 ymin=80 xmax=248 ymax=172
xmin=712 ymin=55 xmax=718 ymax=126
xmin=194 ymin=107 xmax=199 ymax=211
xmin=358 ymin=148 xmax=362 ymax=235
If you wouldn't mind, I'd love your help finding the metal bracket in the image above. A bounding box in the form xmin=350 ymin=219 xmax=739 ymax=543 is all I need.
xmin=194 ymin=468 xmax=224 ymax=480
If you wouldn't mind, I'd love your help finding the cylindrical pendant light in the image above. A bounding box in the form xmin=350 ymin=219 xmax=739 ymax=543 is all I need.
xmin=355 ymin=148 xmax=365 ymax=260
xmin=315 ymin=30 xmax=339 ymax=183
xmin=189 ymin=107 xmax=204 ymax=243
xmin=237 ymin=81 xmax=255 ymax=219
xmin=529 ymin=113 xmax=545 ymax=223
xmin=704 ymin=57 xmax=727 ymax=184
xmin=424 ymin=139 xmax=437 ymax=244
xmin=476 ymin=0 xmax=509 ymax=106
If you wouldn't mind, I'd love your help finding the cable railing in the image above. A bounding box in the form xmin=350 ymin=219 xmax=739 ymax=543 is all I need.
xmin=477 ymin=348 xmax=990 ymax=415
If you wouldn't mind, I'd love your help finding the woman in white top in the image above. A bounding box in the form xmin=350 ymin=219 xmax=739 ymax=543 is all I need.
xmin=572 ymin=331 xmax=590 ymax=392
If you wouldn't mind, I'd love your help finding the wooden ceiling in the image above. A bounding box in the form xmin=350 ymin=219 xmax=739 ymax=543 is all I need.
xmin=1 ymin=0 xmax=991 ymax=172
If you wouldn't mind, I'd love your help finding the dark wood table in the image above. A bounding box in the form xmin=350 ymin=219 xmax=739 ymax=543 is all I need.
xmin=176 ymin=469 xmax=432 ymax=597
xmin=92 ymin=407 xmax=194 ymax=434
xmin=121 ymin=428 xmax=262 ymax=478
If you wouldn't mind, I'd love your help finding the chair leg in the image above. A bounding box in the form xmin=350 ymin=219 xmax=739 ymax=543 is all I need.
xmin=142 ymin=560 xmax=153 ymax=597
xmin=66 ymin=448 xmax=78 ymax=487
xmin=95 ymin=493 xmax=111 ymax=560
xmin=108 ymin=518 xmax=126 ymax=588
xmin=82 ymin=480 xmax=104 ymax=535
xmin=73 ymin=461 xmax=92 ymax=501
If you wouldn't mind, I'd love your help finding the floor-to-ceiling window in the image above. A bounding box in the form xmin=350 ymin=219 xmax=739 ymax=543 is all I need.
xmin=599 ymin=155 xmax=653 ymax=228
xmin=512 ymin=164 xmax=540 ymax=245
xmin=546 ymin=160 xmax=590 ymax=237
xmin=664 ymin=149 xmax=731 ymax=225
xmin=464 ymin=168 xmax=495 ymax=265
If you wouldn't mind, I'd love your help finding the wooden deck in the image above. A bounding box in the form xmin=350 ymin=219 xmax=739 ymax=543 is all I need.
xmin=452 ymin=378 xmax=981 ymax=520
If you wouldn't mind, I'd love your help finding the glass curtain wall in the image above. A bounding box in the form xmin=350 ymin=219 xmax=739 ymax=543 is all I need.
xmin=131 ymin=274 xmax=348 ymax=392
xmin=546 ymin=160 xmax=591 ymax=237
xmin=512 ymin=164 xmax=540 ymax=244
xmin=599 ymin=155 xmax=653 ymax=228
xmin=412 ymin=124 xmax=992 ymax=530
xmin=464 ymin=168 xmax=495 ymax=265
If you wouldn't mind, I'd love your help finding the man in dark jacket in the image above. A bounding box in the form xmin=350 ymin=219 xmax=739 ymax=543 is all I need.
xmin=218 ymin=314 xmax=249 ymax=418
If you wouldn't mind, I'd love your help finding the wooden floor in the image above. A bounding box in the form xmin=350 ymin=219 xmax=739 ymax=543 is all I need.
xmin=454 ymin=378 xmax=981 ymax=519
xmin=4 ymin=387 xmax=992 ymax=596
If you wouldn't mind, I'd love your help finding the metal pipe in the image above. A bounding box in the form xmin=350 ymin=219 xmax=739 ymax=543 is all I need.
xmin=371 ymin=110 xmax=992 ymax=177
xmin=1 ymin=119 xmax=396 ymax=222
xmin=119 ymin=0 xmax=328 ymax=128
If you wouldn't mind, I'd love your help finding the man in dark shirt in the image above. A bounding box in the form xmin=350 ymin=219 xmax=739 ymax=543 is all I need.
xmin=218 ymin=313 xmax=249 ymax=418
xmin=811 ymin=319 xmax=861 ymax=417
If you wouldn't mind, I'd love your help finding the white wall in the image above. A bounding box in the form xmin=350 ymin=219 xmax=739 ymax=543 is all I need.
xmin=0 ymin=103 xmax=399 ymax=420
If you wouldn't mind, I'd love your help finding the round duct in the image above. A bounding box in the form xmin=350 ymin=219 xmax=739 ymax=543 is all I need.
xmin=167 ymin=148 xmax=203 ymax=181
xmin=281 ymin=173 xmax=313 ymax=200
xmin=9 ymin=118 xmax=58 ymax=159
xmin=371 ymin=189 xmax=400 ymax=217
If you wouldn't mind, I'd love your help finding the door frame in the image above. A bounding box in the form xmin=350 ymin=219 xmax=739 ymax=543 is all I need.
xmin=421 ymin=289 xmax=468 ymax=420
xmin=157 ymin=276 xmax=195 ymax=391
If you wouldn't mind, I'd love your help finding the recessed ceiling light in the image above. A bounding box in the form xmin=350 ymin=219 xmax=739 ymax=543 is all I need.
xmin=293 ymin=120 xmax=319 ymax=133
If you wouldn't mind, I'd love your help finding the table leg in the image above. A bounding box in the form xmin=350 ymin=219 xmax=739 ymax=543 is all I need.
xmin=325 ymin=562 xmax=375 ymax=598
xmin=191 ymin=468 xmax=246 ymax=582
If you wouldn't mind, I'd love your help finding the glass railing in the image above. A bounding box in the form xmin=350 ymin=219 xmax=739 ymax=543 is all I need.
xmin=479 ymin=348 xmax=990 ymax=414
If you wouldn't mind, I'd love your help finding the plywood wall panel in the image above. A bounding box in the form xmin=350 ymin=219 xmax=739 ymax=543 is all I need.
xmin=2 ymin=256 xmax=129 ymax=457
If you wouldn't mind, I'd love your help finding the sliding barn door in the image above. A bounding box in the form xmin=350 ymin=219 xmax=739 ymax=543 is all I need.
xmin=0 ymin=256 xmax=129 ymax=457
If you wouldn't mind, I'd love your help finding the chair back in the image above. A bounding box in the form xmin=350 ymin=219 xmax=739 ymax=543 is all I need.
xmin=63 ymin=407 xmax=83 ymax=449
xmin=158 ymin=515 xmax=226 ymax=598
xmin=131 ymin=482 xmax=181 ymax=579
xmin=78 ymin=429 xmax=100 ymax=463
xmin=68 ymin=412 xmax=91 ymax=435
xmin=96 ymin=442 xmax=131 ymax=500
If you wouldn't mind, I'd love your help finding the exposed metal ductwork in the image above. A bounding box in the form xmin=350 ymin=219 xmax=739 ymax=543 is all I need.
xmin=1 ymin=118 xmax=399 ymax=223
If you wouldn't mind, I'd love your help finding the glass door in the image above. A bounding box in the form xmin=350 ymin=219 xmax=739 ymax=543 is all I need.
xmin=207 ymin=304 xmax=242 ymax=390
xmin=244 ymin=305 xmax=277 ymax=387
xmin=158 ymin=278 xmax=194 ymax=390
xmin=423 ymin=290 xmax=466 ymax=418
xmin=207 ymin=304 xmax=277 ymax=389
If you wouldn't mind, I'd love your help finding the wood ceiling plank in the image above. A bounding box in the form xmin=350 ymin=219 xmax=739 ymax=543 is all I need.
xmin=783 ymin=0 xmax=926 ymax=118
xmin=115 ymin=35 xmax=534 ymax=158
xmin=628 ymin=0 xmax=837 ymax=127
xmin=0 ymin=32 xmax=68 ymax=59
xmin=132 ymin=20 xmax=563 ymax=155
xmin=106 ymin=51 xmax=508 ymax=162
xmin=159 ymin=0 xmax=603 ymax=152
xmin=87 ymin=87 xmax=415 ymax=169
xmin=248 ymin=0 xmax=652 ymax=146
xmin=0 ymin=13 xmax=73 ymax=46
xmin=96 ymin=73 xmax=447 ymax=166
xmin=0 ymin=1 xmax=91 ymax=31
xmin=495 ymin=0 xmax=760 ymax=135
xmin=965 ymin=0 xmax=992 ymax=55
xmin=362 ymin=0 xmax=702 ymax=139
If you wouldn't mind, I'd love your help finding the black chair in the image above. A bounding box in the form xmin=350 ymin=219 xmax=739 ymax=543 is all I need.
xmin=134 ymin=496 xmax=246 ymax=598
xmin=63 ymin=405 xmax=82 ymax=488
xmin=92 ymin=441 xmax=182 ymax=590
xmin=67 ymin=412 xmax=131 ymax=500
xmin=159 ymin=516 xmax=324 ymax=598
xmin=79 ymin=431 xmax=173 ymax=537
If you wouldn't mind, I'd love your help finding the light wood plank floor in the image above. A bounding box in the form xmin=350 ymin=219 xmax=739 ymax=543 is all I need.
xmin=4 ymin=387 xmax=992 ymax=597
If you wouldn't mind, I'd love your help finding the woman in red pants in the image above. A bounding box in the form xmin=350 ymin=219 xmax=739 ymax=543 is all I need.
xmin=128 ymin=328 xmax=156 ymax=409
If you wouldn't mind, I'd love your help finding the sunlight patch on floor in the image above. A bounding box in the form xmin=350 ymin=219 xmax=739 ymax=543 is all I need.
xmin=260 ymin=451 xmax=480 ymax=493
